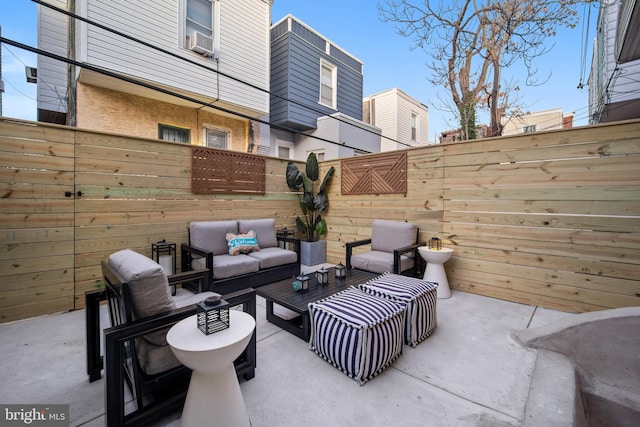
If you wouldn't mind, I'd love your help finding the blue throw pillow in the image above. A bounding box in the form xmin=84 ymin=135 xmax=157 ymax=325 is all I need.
xmin=226 ymin=229 xmax=260 ymax=255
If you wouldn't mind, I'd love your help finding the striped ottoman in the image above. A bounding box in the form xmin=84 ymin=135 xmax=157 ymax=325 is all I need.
xmin=308 ymin=286 xmax=406 ymax=385
xmin=359 ymin=273 xmax=438 ymax=347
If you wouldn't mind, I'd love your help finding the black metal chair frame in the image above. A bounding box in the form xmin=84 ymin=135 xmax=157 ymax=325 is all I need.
xmin=345 ymin=227 xmax=424 ymax=276
xmin=86 ymin=262 xmax=257 ymax=427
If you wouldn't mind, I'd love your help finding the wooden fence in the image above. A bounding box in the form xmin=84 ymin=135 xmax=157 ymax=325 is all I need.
xmin=0 ymin=119 xmax=298 ymax=322
xmin=1 ymin=118 xmax=639 ymax=322
xmin=323 ymin=119 xmax=640 ymax=313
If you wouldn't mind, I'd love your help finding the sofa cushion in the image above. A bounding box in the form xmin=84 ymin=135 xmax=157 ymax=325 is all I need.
xmin=191 ymin=254 xmax=260 ymax=279
xmin=246 ymin=247 xmax=297 ymax=269
xmin=371 ymin=219 xmax=417 ymax=255
xmin=350 ymin=250 xmax=414 ymax=274
xmin=226 ymin=229 xmax=260 ymax=255
xmin=238 ymin=218 xmax=278 ymax=248
xmin=108 ymin=249 xmax=176 ymax=346
xmin=190 ymin=220 xmax=238 ymax=256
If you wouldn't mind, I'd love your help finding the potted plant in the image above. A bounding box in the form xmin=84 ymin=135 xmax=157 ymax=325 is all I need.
xmin=286 ymin=153 xmax=335 ymax=265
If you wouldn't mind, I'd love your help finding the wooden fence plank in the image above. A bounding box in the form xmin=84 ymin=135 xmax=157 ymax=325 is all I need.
xmin=2 ymin=118 xmax=640 ymax=321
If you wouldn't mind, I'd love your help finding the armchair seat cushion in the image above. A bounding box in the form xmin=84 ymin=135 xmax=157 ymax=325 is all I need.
xmin=351 ymin=250 xmax=414 ymax=275
xmin=192 ymin=254 xmax=260 ymax=280
xmin=133 ymin=289 xmax=224 ymax=376
xmin=247 ymin=247 xmax=298 ymax=269
xmin=135 ymin=338 xmax=181 ymax=376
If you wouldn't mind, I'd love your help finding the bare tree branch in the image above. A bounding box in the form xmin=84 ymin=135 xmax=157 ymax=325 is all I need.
xmin=378 ymin=0 xmax=594 ymax=139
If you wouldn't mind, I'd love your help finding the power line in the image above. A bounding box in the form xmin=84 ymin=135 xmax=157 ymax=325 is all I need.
xmin=0 ymin=35 xmax=375 ymax=153
xmin=31 ymin=0 xmax=412 ymax=149
xmin=577 ymin=2 xmax=592 ymax=89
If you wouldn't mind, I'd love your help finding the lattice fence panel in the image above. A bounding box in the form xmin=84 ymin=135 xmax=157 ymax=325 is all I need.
xmin=191 ymin=147 xmax=266 ymax=194
xmin=341 ymin=151 xmax=407 ymax=195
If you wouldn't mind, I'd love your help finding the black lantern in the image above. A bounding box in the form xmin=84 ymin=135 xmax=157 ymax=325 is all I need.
xmin=316 ymin=268 xmax=329 ymax=285
xmin=429 ymin=237 xmax=442 ymax=251
xmin=299 ymin=275 xmax=310 ymax=290
xmin=152 ymin=240 xmax=177 ymax=295
xmin=196 ymin=295 xmax=230 ymax=335
xmin=335 ymin=262 xmax=346 ymax=279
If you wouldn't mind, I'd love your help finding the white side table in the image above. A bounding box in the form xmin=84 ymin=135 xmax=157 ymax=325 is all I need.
xmin=418 ymin=247 xmax=454 ymax=299
xmin=167 ymin=310 xmax=255 ymax=427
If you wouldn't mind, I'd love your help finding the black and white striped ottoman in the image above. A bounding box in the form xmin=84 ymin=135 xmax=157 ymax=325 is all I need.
xmin=359 ymin=273 xmax=438 ymax=347
xmin=308 ymin=286 xmax=406 ymax=385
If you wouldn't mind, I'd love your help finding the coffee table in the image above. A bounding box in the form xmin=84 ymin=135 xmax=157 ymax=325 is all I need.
xmin=256 ymin=267 xmax=379 ymax=341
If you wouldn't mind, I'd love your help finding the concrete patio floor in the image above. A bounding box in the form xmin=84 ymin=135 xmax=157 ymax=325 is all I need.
xmin=0 ymin=282 xmax=574 ymax=427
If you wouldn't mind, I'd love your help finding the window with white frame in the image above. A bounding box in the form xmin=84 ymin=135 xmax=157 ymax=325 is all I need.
xmin=319 ymin=60 xmax=337 ymax=109
xmin=183 ymin=0 xmax=219 ymax=53
xmin=278 ymin=146 xmax=291 ymax=159
xmin=186 ymin=0 xmax=212 ymax=39
xmin=411 ymin=113 xmax=418 ymax=141
xmin=205 ymin=127 xmax=229 ymax=149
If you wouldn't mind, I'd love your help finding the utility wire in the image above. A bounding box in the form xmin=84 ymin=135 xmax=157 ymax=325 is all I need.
xmin=31 ymin=0 xmax=413 ymax=149
xmin=0 ymin=35 xmax=374 ymax=153
xmin=577 ymin=2 xmax=592 ymax=89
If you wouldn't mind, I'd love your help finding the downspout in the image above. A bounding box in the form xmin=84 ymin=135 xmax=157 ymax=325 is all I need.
xmin=67 ymin=0 xmax=76 ymax=126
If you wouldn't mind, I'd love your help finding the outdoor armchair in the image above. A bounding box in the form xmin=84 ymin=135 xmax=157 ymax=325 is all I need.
xmin=86 ymin=249 xmax=256 ymax=427
xmin=345 ymin=219 xmax=423 ymax=276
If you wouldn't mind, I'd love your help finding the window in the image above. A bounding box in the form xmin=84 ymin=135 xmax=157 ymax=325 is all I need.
xmin=523 ymin=125 xmax=537 ymax=133
xmin=278 ymin=146 xmax=291 ymax=159
xmin=319 ymin=60 xmax=337 ymax=109
xmin=183 ymin=0 xmax=219 ymax=52
xmin=158 ymin=124 xmax=190 ymax=143
xmin=411 ymin=113 xmax=418 ymax=141
xmin=205 ymin=127 xmax=229 ymax=149
xmin=186 ymin=0 xmax=212 ymax=38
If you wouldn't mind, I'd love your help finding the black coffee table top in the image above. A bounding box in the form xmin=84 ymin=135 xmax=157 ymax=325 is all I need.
xmin=256 ymin=268 xmax=379 ymax=313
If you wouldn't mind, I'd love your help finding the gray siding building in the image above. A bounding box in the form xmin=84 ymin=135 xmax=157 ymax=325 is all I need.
xmin=269 ymin=15 xmax=379 ymax=161
xmin=270 ymin=15 xmax=364 ymax=131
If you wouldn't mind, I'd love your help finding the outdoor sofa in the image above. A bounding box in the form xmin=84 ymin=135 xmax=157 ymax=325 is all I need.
xmin=181 ymin=218 xmax=301 ymax=295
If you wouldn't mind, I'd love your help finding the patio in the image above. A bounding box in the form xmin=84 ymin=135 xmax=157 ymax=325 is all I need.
xmin=0 ymin=280 xmax=574 ymax=427
xmin=1 ymin=118 xmax=639 ymax=426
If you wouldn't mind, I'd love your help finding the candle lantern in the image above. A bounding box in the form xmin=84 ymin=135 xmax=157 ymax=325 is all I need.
xmin=316 ymin=268 xmax=329 ymax=285
xmin=429 ymin=237 xmax=442 ymax=251
xmin=299 ymin=275 xmax=310 ymax=290
xmin=152 ymin=239 xmax=177 ymax=295
xmin=196 ymin=295 xmax=230 ymax=335
xmin=335 ymin=262 xmax=346 ymax=279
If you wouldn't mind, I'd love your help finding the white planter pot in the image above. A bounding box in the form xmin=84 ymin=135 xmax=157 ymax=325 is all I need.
xmin=300 ymin=240 xmax=326 ymax=266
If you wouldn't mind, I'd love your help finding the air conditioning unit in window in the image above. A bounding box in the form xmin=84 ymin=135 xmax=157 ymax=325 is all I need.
xmin=188 ymin=31 xmax=214 ymax=57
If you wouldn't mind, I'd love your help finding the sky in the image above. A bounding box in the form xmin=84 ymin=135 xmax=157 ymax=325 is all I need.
xmin=1 ymin=0 xmax=596 ymax=141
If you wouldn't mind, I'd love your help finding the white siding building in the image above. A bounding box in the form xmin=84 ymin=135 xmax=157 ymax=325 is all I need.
xmin=37 ymin=0 xmax=69 ymax=123
xmin=37 ymin=0 xmax=272 ymax=151
xmin=589 ymin=0 xmax=640 ymax=123
xmin=363 ymin=88 xmax=430 ymax=151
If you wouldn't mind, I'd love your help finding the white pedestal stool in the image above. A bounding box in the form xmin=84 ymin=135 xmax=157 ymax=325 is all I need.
xmin=418 ymin=247 xmax=454 ymax=299
xmin=167 ymin=310 xmax=255 ymax=427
